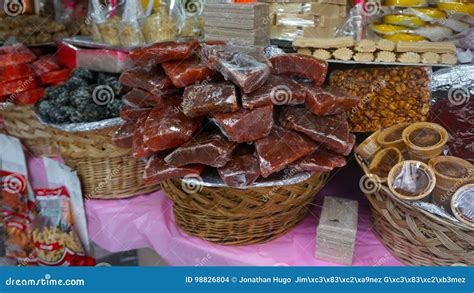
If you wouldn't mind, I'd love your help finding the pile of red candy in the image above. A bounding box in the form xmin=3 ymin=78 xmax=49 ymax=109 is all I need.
xmin=0 ymin=43 xmax=70 ymax=105
xmin=113 ymin=40 xmax=358 ymax=188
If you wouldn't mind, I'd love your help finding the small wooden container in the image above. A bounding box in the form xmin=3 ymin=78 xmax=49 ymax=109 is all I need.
xmin=377 ymin=122 xmax=411 ymax=151
xmin=388 ymin=160 xmax=436 ymax=201
xmin=368 ymin=147 xmax=403 ymax=183
xmin=402 ymin=122 xmax=449 ymax=163
xmin=355 ymin=130 xmax=381 ymax=161
xmin=429 ymin=156 xmax=474 ymax=210
xmin=451 ymin=184 xmax=474 ymax=228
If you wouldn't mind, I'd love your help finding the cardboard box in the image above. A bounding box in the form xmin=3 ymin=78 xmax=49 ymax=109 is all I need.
xmin=269 ymin=3 xmax=305 ymax=14
xmin=310 ymin=3 xmax=347 ymax=17
xmin=303 ymin=26 xmax=338 ymax=38
xmin=275 ymin=13 xmax=315 ymax=27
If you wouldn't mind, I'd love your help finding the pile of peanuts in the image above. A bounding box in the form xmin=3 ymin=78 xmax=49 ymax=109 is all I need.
xmin=330 ymin=67 xmax=431 ymax=132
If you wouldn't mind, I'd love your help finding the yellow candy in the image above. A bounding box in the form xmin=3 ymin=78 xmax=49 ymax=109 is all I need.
xmin=412 ymin=8 xmax=447 ymax=19
xmin=371 ymin=23 xmax=409 ymax=35
xmin=384 ymin=0 xmax=427 ymax=7
xmin=384 ymin=14 xmax=426 ymax=28
xmin=384 ymin=33 xmax=427 ymax=42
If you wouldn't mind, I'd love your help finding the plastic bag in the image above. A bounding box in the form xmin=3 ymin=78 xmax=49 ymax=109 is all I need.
xmin=119 ymin=0 xmax=145 ymax=47
xmin=451 ymin=184 xmax=474 ymax=227
xmin=387 ymin=160 xmax=436 ymax=201
xmin=31 ymin=157 xmax=93 ymax=266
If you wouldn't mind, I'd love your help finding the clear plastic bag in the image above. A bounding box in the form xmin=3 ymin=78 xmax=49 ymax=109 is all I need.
xmin=451 ymin=184 xmax=474 ymax=227
xmin=119 ymin=0 xmax=145 ymax=47
xmin=387 ymin=160 xmax=436 ymax=201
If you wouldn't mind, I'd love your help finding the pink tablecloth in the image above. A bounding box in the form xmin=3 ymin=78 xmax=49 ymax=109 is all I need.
xmin=83 ymin=160 xmax=404 ymax=267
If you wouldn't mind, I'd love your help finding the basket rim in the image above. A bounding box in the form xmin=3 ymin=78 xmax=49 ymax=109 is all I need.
xmin=355 ymin=153 xmax=474 ymax=232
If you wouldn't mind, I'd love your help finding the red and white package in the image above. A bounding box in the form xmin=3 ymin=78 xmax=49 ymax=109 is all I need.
xmin=0 ymin=134 xmax=35 ymax=260
xmin=31 ymin=157 xmax=94 ymax=266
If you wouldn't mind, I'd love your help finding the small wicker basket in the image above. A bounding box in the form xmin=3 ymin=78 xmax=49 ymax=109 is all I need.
xmin=47 ymin=124 xmax=160 ymax=199
xmin=161 ymin=172 xmax=328 ymax=245
xmin=356 ymin=154 xmax=474 ymax=266
xmin=1 ymin=105 xmax=58 ymax=156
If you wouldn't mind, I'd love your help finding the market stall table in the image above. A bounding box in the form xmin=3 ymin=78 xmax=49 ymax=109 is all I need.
xmin=27 ymin=155 xmax=403 ymax=266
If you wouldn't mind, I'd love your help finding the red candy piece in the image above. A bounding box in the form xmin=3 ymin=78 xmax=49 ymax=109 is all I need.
xmin=254 ymin=125 xmax=317 ymax=177
xmin=122 ymin=88 xmax=163 ymax=108
xmin=164 ymin=130 xmax=237 ymax=167
xmin=269 ymin=54 xmax=328 ymax=87
xmin=217 ymin=149 xmax=261 ymax=188
xmin=129 ymin=40 xmax=198 ymax=67
xmin=143 ymin=154 xmax=204 ymax=184
xmin=0 ymin=44 xmax=36 ymax=67
xmin=133 ymin=112 xmax=155 ymax=158
xmin=0 ymin=63 xmax=35 ymax=83
xmin=119 ymin=67 xmax=175 ymax=96
xmin=38 ymin=69 xmax=71 ymax=85
xmin=280 ymin=107 xmax=355 ymax=156
xmin=13 ymin=88 xmax=44 ymax=105
xmin=212 ymin=104 xmax=274 ymax=143
xmin=241 ymin=75 xmax=306 ymax=109
xmin=305 ymin=86 xmax=359 ymax=116
xmin=120 ymin=107 xmax=152 ymax=122
xmin=289 ymin=148 xmax=346 ymax=172
xmin=162 ymin=58 xmax=214 ymax=88
xmin=30 ymin=55 xmax=60 ymax=75
xmin=202 ymin=44 xmax=270 ymax=93
xmin=182 ymin=82 xmax=239 ymax=118
xmin=112 ymin=120 xmax=136 ymax=149
xmin=143 ymin=99 xmax=202 ymax=152
xmin=0 ymin=77 xmax=37 ymax=96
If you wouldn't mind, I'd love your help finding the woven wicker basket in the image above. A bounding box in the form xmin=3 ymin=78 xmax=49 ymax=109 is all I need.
xmin=1 ymin=105 xmax=58 ymax=156
xmin=356 ymin=155 xmax=474 ymax=266
xmin=161 ymin=172 xmax=328 ymax=245
xmin=47 ymin=125 xmax=160 ymax=199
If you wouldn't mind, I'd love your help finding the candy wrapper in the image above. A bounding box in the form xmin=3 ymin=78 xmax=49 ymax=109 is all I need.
xmin=31 ymin=157 xmax=93 ymax=266
xmin=0 ymin=135 xmax=35 ymax=261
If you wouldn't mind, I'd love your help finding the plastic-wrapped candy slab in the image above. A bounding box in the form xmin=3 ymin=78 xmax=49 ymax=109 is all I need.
xmin=0 ymin=77 xmax=37 ymax=96
xmin=162 ymin=58 xmax=215 ymax=88
xmin=112 ymin=120 xmax=135 ymax=148
xmin=120 ymin=107 xmax=152 ymax=122
xmin=254 ymin=125 xmax=318 ymax=177
xmin=119 ymin=67 xmax=175 ymax=96
xmin=217 ymin=148 xmax=261 ymax=188
xmin=122 ymin=88 xmax=163 ymax=108
xmin=281 ymin=107 xmax=355 ymax=156
xmin=241 ymin=75 xmax=306 ymax=109
xmin=212 ymin=104 xmax=273 ymax=143
xmin=181 ymin=82 xmax=239 ymax=118
xmin=38 ymin=69 xmax=72 ymax=86
xmin=164 ymin=130 xmax=237 ymax=168
xmin=13 ymin=88 xmax=45 ymax=105
xmin=144 ymin=154 xmax=205 ymax=184
xmin=305 ymin=86 xmax=360 ymax=116
xmin=202 ymin=44 xmax=270 ymax=93
xmin=289 ymin=148 xmax=346 ymax=172
xmin=133 ymin=112 xmax=155 ymax=159
xmin=143 ymin=99 xmax=203 ymax=152
xmin=0 ymin=44 xmax=36 ymax=67
xmin=30 ymin=55 xmax=60 ymax=75
xmin=129 ymin=40 xmax=199 ymax=67
xmin=269 ymin=54 xmax=328 ymax=87
xmin=0 ymin=63 xmax=35 ymax=82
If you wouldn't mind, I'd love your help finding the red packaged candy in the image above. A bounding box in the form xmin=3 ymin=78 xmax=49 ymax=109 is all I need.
xmin=120 ymin=107 xmax=152 ymax=121
xmin=30 ymin=55 xmax=60 ymax=75
xmin=162 ymin=58 xmax=214 ymax=88
xmin=217 ymin=149 xmax=261 ymax=188
xmin=13 ymin=88 xmax=45 ymax=105
xmin=144 ymin=154 xmax=204 ymax=184
xmin=0 ymin=63 xmax=35 ymax=83
xmin=133 ymin=112 xmax=155 ymax=158
xmin=0 ymin=44 xmax=36 ymax=67
xmin=280 ymin=107 xmax=355 ymax=156
xmin=241 ymin=75 xmax=306 ymax=109
xmin=38 ymin=68 xmax=71 ymax=85
xmin=212 ymin=104 xmax=274 ymax=143
xmin=182 ymin=82 xmax=239 ymax=118
xmin=112 ymin=120 xmax=136 ymax=149
xmin=122 ymin=88 xmax=163 ymax=108
xmin=0 ymin=76 xmax=37 ymax=96
xmin=143 ymin=99 xmax=203 ymax=152
xmin=129 ymin=40 xmax=198 ymax=67
xmin=269 ymin=54 xmax=328 ymax=87
xmin=119 ymin=67 xmax=175 ymax=96
xmin=305 ymin=86 xmax=359 ymax=116
xmin=289 ymin=148 xmax=346 ymax=172
xmin=164 ymin=130 xmax=238 ymax=167
xmin=254 ymin=125 xmax=317 ymax=177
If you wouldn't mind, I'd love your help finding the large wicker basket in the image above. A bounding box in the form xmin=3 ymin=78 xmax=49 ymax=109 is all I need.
xmin=356 ymin=155 xmax=474 ymax=266
xmin=47 ymin=124 xmax=160 ymax=199
xmin=161 ymin=172 xmax=328 ymax=245
xmin=1 ymin=105 xmax=58 ymax=156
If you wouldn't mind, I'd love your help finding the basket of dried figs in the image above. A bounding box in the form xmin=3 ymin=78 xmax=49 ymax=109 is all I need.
xmin=112 ymin=40 xmax=357 ymax=245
